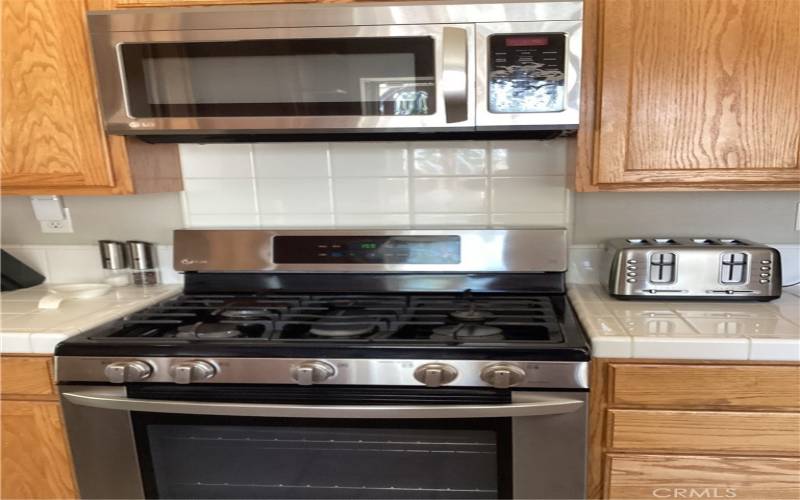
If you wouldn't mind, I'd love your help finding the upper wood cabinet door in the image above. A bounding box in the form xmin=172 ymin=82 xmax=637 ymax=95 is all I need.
xmin=1 ymin=0 xmax=117 ymax=190
xmin=578 ymin=0 xmax=800 ymax=190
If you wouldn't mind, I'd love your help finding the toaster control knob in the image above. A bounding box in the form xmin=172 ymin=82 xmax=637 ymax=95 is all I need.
xmin=170 ymin=360 xmax=217 ymax=384
xmin=480 ymin=363 xmax=526 ymax=389
xmin=104 ymin=360 xmax=153 ymax=384
xmin=414 ymin=363 xmax=458 ymax=387
xmin=291 ymin=360 xmax=336 ymax=385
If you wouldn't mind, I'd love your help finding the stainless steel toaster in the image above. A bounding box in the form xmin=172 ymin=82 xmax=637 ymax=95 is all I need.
xmin=602 ymin=238 xmax=782 ymax=300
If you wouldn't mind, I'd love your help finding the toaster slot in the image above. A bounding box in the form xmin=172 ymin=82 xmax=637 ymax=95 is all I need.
xmin=720 ymin=252 xmax=748 ymax=284
xmin=649 ymin=252 xmax=676 ymax=283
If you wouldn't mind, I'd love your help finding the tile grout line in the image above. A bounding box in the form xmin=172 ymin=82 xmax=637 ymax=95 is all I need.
xmin=407 ymin=142 xmax=416 ymax=226
xmin=325 ymin=143 xmax=337 ymax=227
xmin=486 ymin=140 xmax=494 ymax=227
xmin=248 ymin=145 xmax=261 ymax=227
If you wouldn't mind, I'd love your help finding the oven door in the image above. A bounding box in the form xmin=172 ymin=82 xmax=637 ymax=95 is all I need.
xmin=91 ymin=24 xmax=474 ymax=134
xmin=60 ymin=386 xmax=586 ymax=500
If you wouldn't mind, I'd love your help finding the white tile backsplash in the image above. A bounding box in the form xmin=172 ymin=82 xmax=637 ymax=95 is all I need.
xmin=412 ymin=141 xmax=489 ymax=176
xmin=3 ymin=245 xmax=181 ymax=285
xmin=330 ymin=142 xmax=409 ymax=177
xmin=413 ymin=177 xmax=488 ymax=213
xmin=336 ymin=213 xmax=410 ymax=227
xmin=257 ymin=178 xmax=333 ymax=214
xmin=259 ymin=213 xmax=335 ymax=227
xmin=253 ymin=143 xmax=330 ymax=177
xmin=490 ymin=139 xmax=567 ymax=176
xmin=179 ymin=144 xmax=253 ymax=178
xmin=333 ymin=178 xmax=409 ymax=213
xmin=180 ymin=139 xmax=570 ymax=229
xmin=183 ymin=179 xmax=257 ymax=214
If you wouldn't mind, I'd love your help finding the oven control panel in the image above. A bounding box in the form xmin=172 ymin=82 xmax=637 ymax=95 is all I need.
xmin=488 ymin=33 xmax=567 ymax=113
xmin=273 ymin=235 xmax=461 ymax=265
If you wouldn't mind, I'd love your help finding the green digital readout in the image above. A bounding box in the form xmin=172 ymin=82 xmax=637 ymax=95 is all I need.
xmin=360 ymin=243 xmax=378 ymax=249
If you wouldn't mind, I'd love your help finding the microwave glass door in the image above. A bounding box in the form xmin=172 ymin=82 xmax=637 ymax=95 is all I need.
xmin=120 ymin=38 xmax=436 ymax=118
xmin=94 ymin=25 xmax=474 ymax=132
xmin=133 ymin=413 xmax=511 ymax=499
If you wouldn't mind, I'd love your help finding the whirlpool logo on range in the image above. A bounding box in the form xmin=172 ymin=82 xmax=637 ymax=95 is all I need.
xmin=652 ymin=488 xmax=737 ymax=498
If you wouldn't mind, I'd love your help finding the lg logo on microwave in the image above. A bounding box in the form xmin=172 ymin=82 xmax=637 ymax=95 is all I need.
xmin=128 ymin=120 xmax=156 ymax=129
xmin=180 ymin=258 xmax=208 ymax=265
xmin=652 ymin=488 xmax=737 ymax=498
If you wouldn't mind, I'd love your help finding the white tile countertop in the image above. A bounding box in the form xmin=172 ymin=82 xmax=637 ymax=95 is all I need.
xmin=0 ymin=284 xmax=181 ymax=354
xmin=569 ymin=284 xmax=800 ymax=361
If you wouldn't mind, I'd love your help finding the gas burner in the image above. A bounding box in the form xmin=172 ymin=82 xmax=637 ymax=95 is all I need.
xmin=431 ymin=323 xmax=504 ymax=339
xmin=309 ymin=318 xmax=375 ymax=338
xmin=177 ymin=323 xmax=243 ymax=339
xmin=219 ymin=309 xmax=273 ymax=320
xmin=449 ymin=309 xmax=496 ymax=322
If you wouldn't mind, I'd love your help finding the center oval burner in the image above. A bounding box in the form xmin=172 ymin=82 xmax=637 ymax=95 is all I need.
xmin=220 ymin=309 xmax=273 ymax=320
xmin=432 ymin=323 xmax=504 ymax=339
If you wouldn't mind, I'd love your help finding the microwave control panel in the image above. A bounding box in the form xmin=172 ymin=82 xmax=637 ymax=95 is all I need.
xmin=488 ymin=33 xmax=567 ymax=113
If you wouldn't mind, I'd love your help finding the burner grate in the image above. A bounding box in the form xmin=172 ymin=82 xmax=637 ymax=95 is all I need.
xmin=96 ymin=293 xmax=564 ymax=344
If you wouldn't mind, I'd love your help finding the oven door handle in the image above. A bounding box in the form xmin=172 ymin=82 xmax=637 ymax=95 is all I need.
xmin=442 ymin=26 xmax=469 ymax=123
xmin=62 ymin=388 xmax=583 ymax=419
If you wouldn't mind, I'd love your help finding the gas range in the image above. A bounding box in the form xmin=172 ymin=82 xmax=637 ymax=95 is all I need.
xmin=56 ymin=229 xmax=590 ymax=500
xmin=56 ymin=229 xmax=589 ymax=388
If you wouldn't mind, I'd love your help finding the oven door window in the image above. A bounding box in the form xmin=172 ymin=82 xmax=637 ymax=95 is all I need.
xmin=133 ymin=414 xmax=510 ymax=499
xmin=120 ymin=38 xmax=436 ymax=118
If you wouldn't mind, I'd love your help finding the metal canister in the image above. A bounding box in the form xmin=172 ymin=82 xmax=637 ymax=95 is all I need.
xmin=126 ymin=241 xmax=159 ymax=286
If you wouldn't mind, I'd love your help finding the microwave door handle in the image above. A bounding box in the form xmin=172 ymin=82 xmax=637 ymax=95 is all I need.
xmin=62 ymin=389 xmax=582 ymax=418
xmin=442 ymin=26 xmax=469 ymax=123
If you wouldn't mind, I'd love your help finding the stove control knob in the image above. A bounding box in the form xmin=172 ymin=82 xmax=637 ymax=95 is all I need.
xmin=170 ymin=360 xmax=217 ymax=384
xmin=480 ymin=363 xmax=526 ymax=389
xmin=104 ymin=360 xmax=153 ymax=384
xmin=414 ymin=363 xmax=458 ymax=387
xmin=291 ymin=361 xmax=336 ymax=385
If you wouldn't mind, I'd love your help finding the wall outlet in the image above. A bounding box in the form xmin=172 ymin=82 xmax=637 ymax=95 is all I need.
xmin=40 ymin=208 xmax=74 ymax=233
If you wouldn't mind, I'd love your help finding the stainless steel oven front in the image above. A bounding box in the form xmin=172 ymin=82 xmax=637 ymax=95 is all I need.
xmin=59 ymin=384 xmax=587 ymax=499
xmin=87 ymin=1 xmax=582 ymax=135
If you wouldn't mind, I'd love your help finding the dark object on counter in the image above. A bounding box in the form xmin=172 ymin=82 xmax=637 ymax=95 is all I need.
xmin=1 ymin=250 xmax=45 ymax=291
xmin=127 ymin=241 xmax=159 ymax=286
xmin=603 ymin=237 xmax=782 ymax=301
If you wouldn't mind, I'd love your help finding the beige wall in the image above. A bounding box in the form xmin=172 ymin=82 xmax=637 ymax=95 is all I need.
xmin=2 ymin=190 xmax=798 ymax=246
xmin=573 ymin=191 xmax=800 ymax=245
xmin=1 ymin=193 xmax=183 ymax=245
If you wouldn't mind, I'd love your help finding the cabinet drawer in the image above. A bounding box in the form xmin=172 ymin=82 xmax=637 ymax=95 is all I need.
xmin=0 ymin=357 xmax=55 ymax=398
xmin=607 ymin=409 xmax=800 ymax=456
xmin=609 ymin=364 xmax=800 ymax=410
xmin=605 ymin=454 xmax=800 ymax=500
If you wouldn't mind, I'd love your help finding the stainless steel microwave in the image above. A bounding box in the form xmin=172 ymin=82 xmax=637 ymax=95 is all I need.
xmin=87 ymin=1 xmax=582 ymax=136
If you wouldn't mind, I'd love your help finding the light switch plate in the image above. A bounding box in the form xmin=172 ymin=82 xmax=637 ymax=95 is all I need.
xmin=40 ymin=208 xmax=74 ymax=233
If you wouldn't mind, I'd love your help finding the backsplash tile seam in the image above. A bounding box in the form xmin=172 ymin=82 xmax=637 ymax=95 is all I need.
xmin=247 ymin=145 xmax=262 ymax=226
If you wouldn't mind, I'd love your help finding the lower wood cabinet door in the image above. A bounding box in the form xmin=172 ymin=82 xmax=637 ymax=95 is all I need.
xmin=605 ymin=454 xmax=800 ymax=500
xmin=0 ymin=400 xmax=77 ymax=499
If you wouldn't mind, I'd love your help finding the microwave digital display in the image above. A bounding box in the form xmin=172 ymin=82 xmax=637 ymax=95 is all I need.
xmin=488 ymin=33 xmax=567 ymax=114
xmin=505 ymin=36 xmax=550 ymax=47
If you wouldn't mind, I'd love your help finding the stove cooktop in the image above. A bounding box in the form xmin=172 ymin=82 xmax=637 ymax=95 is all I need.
xmin=55 ymin=292 xmax=590 ymax=361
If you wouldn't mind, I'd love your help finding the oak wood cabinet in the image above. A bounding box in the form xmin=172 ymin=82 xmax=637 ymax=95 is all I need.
xmin=576 ymin=0 xmax=800 ymax=191
xmin=1 ymin=0 xmax=181 ymax=195
xmin=0 ymin=355 xmax=77 ymax=499
xmin=589 ymin=359 xmax=800 ymax=499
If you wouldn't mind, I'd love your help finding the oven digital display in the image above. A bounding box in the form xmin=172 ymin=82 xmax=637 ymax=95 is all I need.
xmin=273 ymin=236 xmax=461 ymax=264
